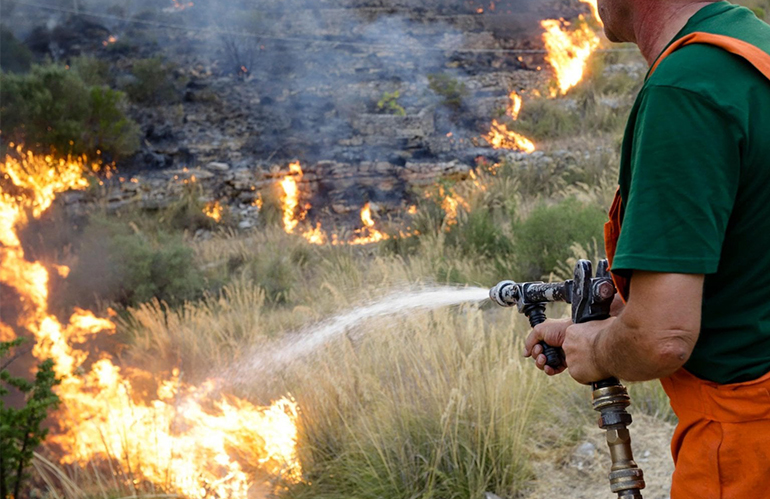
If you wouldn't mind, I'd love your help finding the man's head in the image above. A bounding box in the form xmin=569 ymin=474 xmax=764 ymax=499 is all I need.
xmin=597 ymin=0 xmax=720 ymax=44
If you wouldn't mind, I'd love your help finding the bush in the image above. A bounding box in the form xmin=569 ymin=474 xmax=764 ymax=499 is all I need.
xmin=65 ymin=216 xmax=206 ymax=308
xmin=376 ymin=90 xmax=406 ymax=116
xmin=70 ymin=55 xmax=111 ymax=86
xmin=513 ymin=198 xmax=606 ymax=280
xmin=1 ymin=339 xmax=60 ymax=499
xmin=0 ymin=64 xmax=140 ymax=158
xmin=159 ymin=182 xmax=227 ymax=232
xmin=123 ymin=57 xmax=186 ymax=105
xmin=428 ymin=73 xmax=469 ymax=110
xmin=0 ymin=27 xmax=33 ymax=73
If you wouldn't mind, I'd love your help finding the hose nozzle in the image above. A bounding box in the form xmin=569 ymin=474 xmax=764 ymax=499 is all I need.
xmin=489 ymin=280 xmax=519 ymax=307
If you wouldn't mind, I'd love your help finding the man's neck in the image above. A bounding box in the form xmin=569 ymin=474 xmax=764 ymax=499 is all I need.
xmin=634 ymin=2 xmax=716 ymax=65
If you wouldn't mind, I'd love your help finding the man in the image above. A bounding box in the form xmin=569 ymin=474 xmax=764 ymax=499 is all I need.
xmin=522 ymin=1 xmax=770 ymax=497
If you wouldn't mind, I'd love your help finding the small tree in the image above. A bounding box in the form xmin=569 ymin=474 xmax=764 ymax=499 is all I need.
xmin=0 ymin=338 xmax=60 ymax=499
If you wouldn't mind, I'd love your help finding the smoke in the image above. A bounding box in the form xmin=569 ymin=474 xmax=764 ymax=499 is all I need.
xmin=3 ymin=0 xmax=564 ymax=167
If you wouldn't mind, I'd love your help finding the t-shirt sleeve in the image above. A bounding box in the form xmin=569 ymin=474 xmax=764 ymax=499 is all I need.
xmin=612 ymin=84 xmax=741 ymax=276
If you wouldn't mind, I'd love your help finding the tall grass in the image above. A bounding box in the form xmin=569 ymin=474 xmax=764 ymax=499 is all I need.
xmin=282 ymin=308 xmax=545 ymax=499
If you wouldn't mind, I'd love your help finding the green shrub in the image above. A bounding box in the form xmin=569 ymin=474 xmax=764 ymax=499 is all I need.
xmin=124 ymin=57 xmax=186 ymax=105
xmin=0 ymin=64 xmax=140 ymax=157
xmin=159 ymin=182 xmax=226 ymax=232
xmin=0 ymin=27 xmax=33 ymax=73
xmin=377 ymin=90 xmax=406 ymax=116
xmin=70 ymin=55 xmax=111 ymax=86
xmin=448 ymin=206 xmax=514 ymax=258
xmin=513 ymin=198 xmax=606 ymax=280
xmin=428 ymin=73 xmax=469 ymax=110
xmin=65 ymin=216 xmax=206 ymax=308
xmin=1 ymin=339 xmax=60 ymax=499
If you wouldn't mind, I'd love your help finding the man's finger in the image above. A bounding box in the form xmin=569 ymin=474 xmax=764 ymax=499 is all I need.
xmin=524 ymin=328 xmax=545 ymax=356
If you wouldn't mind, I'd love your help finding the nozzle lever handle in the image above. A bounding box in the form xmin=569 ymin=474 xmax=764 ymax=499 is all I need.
xmin=523 ymin=304 xmax=564 ymax=369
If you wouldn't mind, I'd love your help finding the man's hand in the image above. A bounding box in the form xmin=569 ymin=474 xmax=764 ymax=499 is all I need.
xmin=562 ymin=319 xmax=614 ymax=384
xmin=524 ymin=318 xmax=570 ymax=376
xmin=523 ymin=317 xmax=613 ymax=383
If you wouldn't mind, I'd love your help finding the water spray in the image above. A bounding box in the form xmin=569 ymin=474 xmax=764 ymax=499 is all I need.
xmin=490 ymin=260 xmax=645 ymax=499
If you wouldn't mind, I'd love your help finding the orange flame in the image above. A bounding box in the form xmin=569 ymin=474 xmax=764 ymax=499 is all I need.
xmin=579 ymin=0 xmax=603 ymax=26
xmin=541 ymin=15 xmax=601 ymax=96
xmin=278 ymin=164 xmax=389 ymax=246
xmin=507 ymin=90 xmax=523 ymax=120
xmin=204 ymin=200 xmax=224 ymax=222
xmin=485 ymin=120 xmax=536 ymax=153
xmin=0 ymin=148 xmax=302 ymax=497
xmin=280 ymin=162 xmax=304 ymax=234
xmin=350 ymin=203 xmax=388 ymax=245
xmin=484 ymin=91 xmax=536 ymax=153
xmin=440 ymin=189 xmax=470 ymax=227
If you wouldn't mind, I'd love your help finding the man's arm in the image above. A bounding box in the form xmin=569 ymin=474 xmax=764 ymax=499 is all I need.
xmin=525 ymin=271 xmax=703 ymax=383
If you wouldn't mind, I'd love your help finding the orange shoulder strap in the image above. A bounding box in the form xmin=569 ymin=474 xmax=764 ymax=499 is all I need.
xmin=649 ymin=31 xmax=770 ymax=79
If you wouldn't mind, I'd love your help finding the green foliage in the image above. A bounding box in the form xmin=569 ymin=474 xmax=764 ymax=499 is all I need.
xmin=1 ymin=339 xmax=60 ymax=499
xmin=512 ymin=198 xmax=606 ymax=280
xmin=160 ymin=182 xmax=227 ymax=232
xmin=428 ymin=73 xmax=469 ymax=110
xmin=751 ymin=6 xmax=766 ymax=19
xmin=0 ymin=27 xmax=33 ymax=73
xmin=124 ymin=57 xmax=187 ymax=105
xmin=70 ymin=55 xmax=111 ymax=87
xmin=65 ymin=215 xmax=206 ymax=308
xmin=376 ymin=90 xmax=406 ymax=116
xmin=0 ymin=64 xmax=140 ymax=157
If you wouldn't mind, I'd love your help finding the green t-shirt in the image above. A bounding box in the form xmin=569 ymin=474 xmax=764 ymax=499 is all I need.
xmin=614 ymin=1 xmax=770 ymax=384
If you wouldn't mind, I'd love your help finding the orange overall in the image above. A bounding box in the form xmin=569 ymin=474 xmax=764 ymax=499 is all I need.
xmin=604 ymin=32 xmax=770 ymax=499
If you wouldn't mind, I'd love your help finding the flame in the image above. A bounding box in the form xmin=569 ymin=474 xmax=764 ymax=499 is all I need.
xmin=440 ymin=189 xmax=470 ymax=227
xmin=506 ymin=91 xmax=523 ymax=120
xmin=350 ymin=203 xmax=388 ymax=245
xmin=541 ymin=15 xmax=601 ymax=96
xmin=579 ymin=0 xmax=603 ymax=26
xmin=280 ymin=162 xmax=304 ymax=234
xmin=485 ymin=120 xmax=536 ymax=153
xmin=483 ymin=91 xmax=535 ymax=153
xmin=0 ymin=148 xmax=302 ymax=498
xmin=279 ymin=163 xmax=389 ymax=245
xmin=302 ymin=222 xmax=327 ymax=245
xmin=204 ymin=200 xmax=224 ymax=222
xmin=168 ymin=0 xmax=194 ymax=10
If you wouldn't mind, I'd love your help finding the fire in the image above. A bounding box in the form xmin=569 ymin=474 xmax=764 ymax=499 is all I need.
xmin=541 ymin=15 xmax=601 ymax=96
xmin=280 ymin=162 xmax=304 ymax=234
xmin=484 ymin=91 xmax=536 ymax=153
xmin=440 ymin=189 xmax=470 ymax=226
xmin=580 ymin=0 xmax=603 ymax=26
xmin=278 ymin=163 xmax=389 ymax=245
xmin=507 ymin=90 xmax=523 ymax=120
xmin=350 ymin=203 xmax=388 ymax=245
xmin=204 ymin=200 xmax=224 ymax=222
xmin=0 ymin=148 xmax=302 ymax=498
xmin=302 ymin=222 xmax=327 ymax=245
xmin=167 ymin=0 xmax=194 ymax=11
xmin=485 ymin=120 xmax=536 ymax=153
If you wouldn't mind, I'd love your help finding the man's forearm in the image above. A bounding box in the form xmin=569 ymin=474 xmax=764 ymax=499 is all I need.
xmin=592 ymin=314 xmax=694 ymax=382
